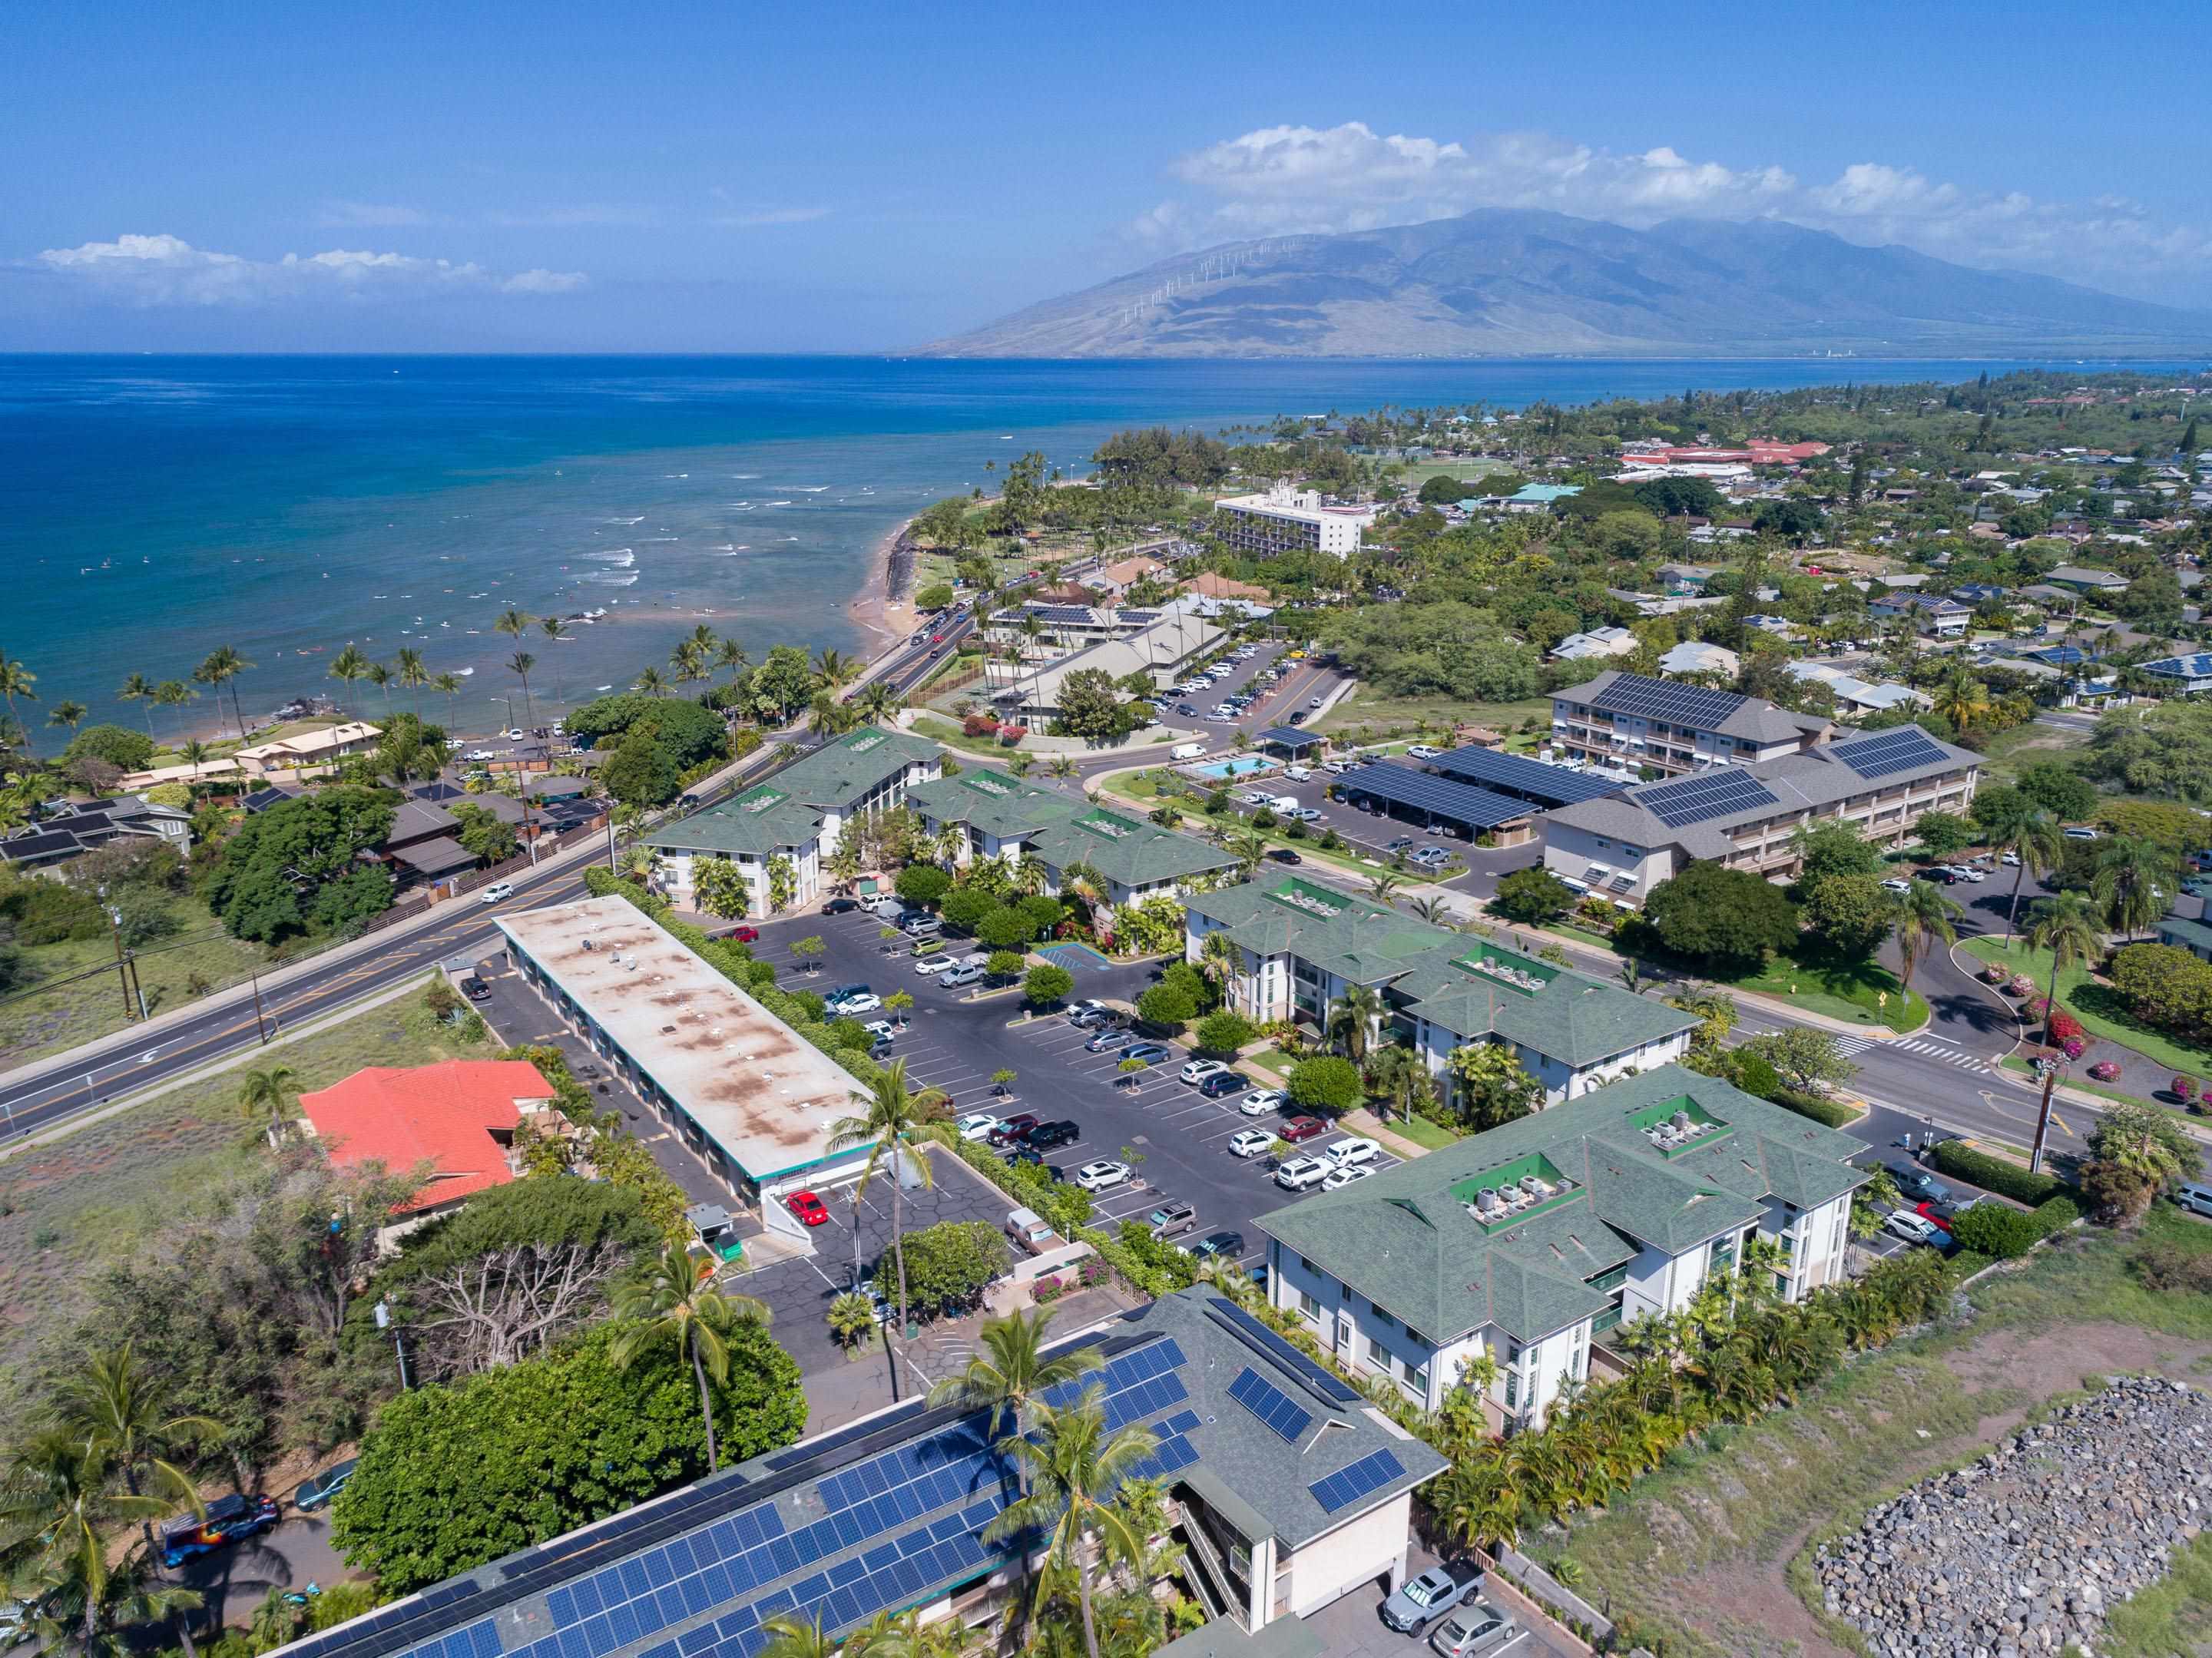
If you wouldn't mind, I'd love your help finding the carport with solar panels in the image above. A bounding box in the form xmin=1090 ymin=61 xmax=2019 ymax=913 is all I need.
xmin=1335 ymin=760 xmax=1538 ymax=846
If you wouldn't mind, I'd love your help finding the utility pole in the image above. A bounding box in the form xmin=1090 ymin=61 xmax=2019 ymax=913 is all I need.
xmin=247 ymin=964 xmax=272 ymax=1045
xmin=98 ymin=888 xmax=134 ymax=1021
xmin=373 ymin=1297 xmax=412 ymax=1389
xmin=2029 ymin=1061 xmax=2061 ymax=1173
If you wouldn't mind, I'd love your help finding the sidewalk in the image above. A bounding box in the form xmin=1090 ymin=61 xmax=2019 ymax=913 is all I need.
xmin=1339 ymin=1107 xmax=1431 ymax=1162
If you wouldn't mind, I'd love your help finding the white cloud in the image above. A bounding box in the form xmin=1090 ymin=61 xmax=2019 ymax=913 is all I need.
xmin=32 ymin=233 xmax=585 ymax=305
xmin=317 ymin=200 xmax=434 ymax=228
xmin=1140 ymin=121 xmax=2212 ymax=301
xmin=709 ymin=205 xmax=833 ymax=228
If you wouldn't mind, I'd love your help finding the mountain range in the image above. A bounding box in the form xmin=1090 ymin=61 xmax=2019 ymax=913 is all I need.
xmin=921 ymin=210 xmax=2212 ymax=359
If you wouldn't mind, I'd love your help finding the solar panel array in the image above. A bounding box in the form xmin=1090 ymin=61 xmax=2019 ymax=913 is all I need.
xmin=1205 ymin=1301 xmax=1363 ymax=1406
xmin=1829 ymin=726 xmax=1951 ymax=781
xmin=1429 ymin=746 xmax=1627 ymax=806
xmin=1587 ymin=673 xmax=1747 ymax=730
xmin=1339 ymin=763 xmax=1529 ymax=830
xmin=1637 ymin=769 xmax=1780 ymax=829
xmin=1026 ymin=604 xmax=1100 ymax=624
xmin=1308 ymin=1448 xmax=1409 ymax=1516
xmin=1258 ymin=725 xmax=1321 ymax=749
xmin=1226 ymin=1367 xmax=1313 ymax=1444
xmin=1038 ymin=1336 xmax=1190 ymax=1427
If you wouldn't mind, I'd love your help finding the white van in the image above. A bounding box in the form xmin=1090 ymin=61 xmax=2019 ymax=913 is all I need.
xmin=1171 ymin=742 xmax=1207 ymax=760
xmin=1284 ymin=764 xmax=1313 ymax=783
xmin=1266 ymin=793 xmax=1301 ymax=813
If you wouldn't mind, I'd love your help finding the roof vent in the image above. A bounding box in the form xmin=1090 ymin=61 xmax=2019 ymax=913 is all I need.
xmin=580 ymin=937 xmax=594 ymax=951
xmin=661 ymin=1024 xmax=677 ymax=1035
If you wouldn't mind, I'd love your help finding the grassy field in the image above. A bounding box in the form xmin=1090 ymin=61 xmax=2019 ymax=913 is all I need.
xmin=1393 ymin=1114 xmax=1462 ymax=1150
xmin=1316 ymin=687 xmax=1553 ymax=747
xmin=1551 ymin=1208 xmax=2212 ymax=1657
xmin=0 ymin=895 xmax=274 ymax=1069
xmin=1965 ymin=934 xmax=2212 ymax=1078
xmin=1969 ymin=716 xmax=2091 ymax=786
xmin=0 ymin=980 xmax=481 ymax=1411
xmin=1720 ymin=947 xmax=1932 ymax=1033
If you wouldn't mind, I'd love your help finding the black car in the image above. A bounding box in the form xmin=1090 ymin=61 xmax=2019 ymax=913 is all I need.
xmin=459 ymin=977 xmax=492 ymax=1001
xmin=1174 ymin=703 xmax=1197 ymax=716
xmin=1002 ymin=1147 xmax=1044 ymax=1168
xmin=1267 ymin=848 xmax=1302 ymax=865
xmin=1286 ymin=709 xmax=1309 ymax=726
xmin=823 ymin=897 xmax=860 ymax=915
xmin=1025 ymin=1120 xmax=1080 ymax=1150
xmin=1197 ymin=1071 xmax=1245 ymax=1098
xmin=1187 ymin=1229 xmax=1244 ymax=1261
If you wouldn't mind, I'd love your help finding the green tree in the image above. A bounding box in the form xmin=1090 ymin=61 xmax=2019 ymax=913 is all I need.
xmin=62 ymin=724 xmax=154 ymax=773
xmin=2093 ymin=837 xmax=2177 ymax=942
xmin=1490 ymin=866 xmax=1573 ymax=925
xmin=1801 ymin=873 xmax=1894 ymax=960
xmin=609 ymin=1246 xmax=770 ymax=1474
xmin=691 ymin=856 xmax=751 ymax=919
xmin=1055 ymin=668 xmax=1134 ymax=743
xmin=1739 ymin=1028 xmax=1856 ymax=1094
xmin=766 ymin=854 xmax=797 ymax=914
xmin=1444 ymin=1042 xmax=1542 ymax=1130
xmin=2025 ymin=892 xmax=2106 ymax=1050
xmin=1909 ymin=810 xmax=1975 ymax=858
xmin=1327 ymin=983 xmax=1385 ymax=1064
xmin=2081 ymin=1100 xmax=2200 ymax=1224
xmin=235 ymin=1064 xmax=298 ymax=1141
xmin=1975 ymin=795 xmax=2065 ymax=944
xmin=1024 ymin=963 xmax=1075 ymax=1008
xmin=826 ymin=1292 xmax=877 ymax=1355
xmin=885 ymin=1220 xmax=1011 ymax=1318
xmin=1644 ymin=861 xmax=1800 ymax=971
xmin=191 ymin=644 xmax=254 ymax=744
xmin=449 ymin=801 xmax=519 ymax=865
xmin=985 ymin=1387 xmax=1158 ymax=1658
xmin=1792 ymin=820 xmax=1883 ymax=898
xmin=1288 ymin=1054 xmax=1363 ymax=1116
xmin=601 ymin=727 xmax=679 ymax=808
xmin=826 ymin=1060 xmax=957 ymax=1352
xmin=1192 ymin=1009 xmax=1255 ymax=1054
xmin=1134 ymin=981 xmax=1196 ymax=1031
xmin=895 ymin=864 xmax=951 ymax=908
xmin=200 ymin=786 xmax=397 ymax=942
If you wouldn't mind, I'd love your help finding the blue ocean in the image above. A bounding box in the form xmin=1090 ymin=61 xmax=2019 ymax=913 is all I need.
xmin=0 ymin=355 xmax=2162 ymax=740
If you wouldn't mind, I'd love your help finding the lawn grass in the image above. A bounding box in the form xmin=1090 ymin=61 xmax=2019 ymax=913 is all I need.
xmin=1970 ymin=716 xmax=2091 ymax=786
xmin=0 ymin=978 xmax=481 ymax=1418
xmin=1964 ymin=934 xmax=2212 ymax=1077
xmin=1245 ymin=1047 xmax=1296 ymax=1080
xmin=0 ymin=894 xmax=274 ymax=1069
xmin=1392 ymin=1114 xmax=1462 ymax=1150
xmin=1997 ymin=1053 xmax=2147 ymax=1107
xmin=1316 ymin=688 xmax=1552 ymax=744
xmin=1719 ymin=948 xmax=1932 ymax=1032
xmin=911 ymin=713 xmax=1025 ymax=760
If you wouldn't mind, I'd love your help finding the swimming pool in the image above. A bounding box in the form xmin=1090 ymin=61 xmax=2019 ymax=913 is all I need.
xmin=1188 ymin=756 xmax=1274 ymax=780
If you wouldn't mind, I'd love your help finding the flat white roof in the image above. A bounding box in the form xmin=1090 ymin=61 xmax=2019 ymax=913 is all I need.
xmin=497 ymin=895 xmax=868 ymax=1184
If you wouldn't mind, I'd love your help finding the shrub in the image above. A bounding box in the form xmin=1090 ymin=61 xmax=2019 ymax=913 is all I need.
xmin=1949 ymin=1203 xmax=2042 ymax=1259
xmin=893 ymin=865 xmax=950 ymax=907
xmin=2008 ymin=974 xmax=2037 ymax=998
xmin=1022 ymin=963 xmax=1075 ymax=1007
xmin=1769 ymin=1087 xmax=1856 ymax=1129
xmin=2087 ymin=1060 xmax=2121 ymax=1083
xmin=962 ymin=713 xmax=997 ymax=738
xmin=1192 ymin=1010 xmax=1257 ymax=1054
xmin=1288 ymin=1055 xmax=1363 ymax=1115
xmin=2176 ymin=1076 xmax=2199 ymax=1104
xmin=1926 ymin=1139 xmax=2071 ymax=1206
xmin=2134 ymin=1236 xmax=2212 ymax=1295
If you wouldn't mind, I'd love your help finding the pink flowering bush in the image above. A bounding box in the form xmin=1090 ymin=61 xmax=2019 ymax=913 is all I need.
xmin=2008 ymin=974 xmax=2038 ymax=998
xmin=2088 ymin=1061 xmax=2122 ymax=1083
xmin=2175 ymin=1075 xmax=2199 ymax=1104
xmin=2061 ymin=1036 xmax=2087 ymax=1061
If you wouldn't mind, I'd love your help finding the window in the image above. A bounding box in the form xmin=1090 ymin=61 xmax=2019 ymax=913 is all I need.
xmin=1299 ymin=1256 xmax=1318 ymax=1276
xmin=1366 ymin=1335 xmax=1391 ymax=1368
xmin=1406 ymin=1365 xmax=1430 ymax=1397
xmin=1504 ymin=1370 xmax=1520 ymax=1408
xmin=1297 ymin=1289 xmax=1321 ymax=1322
xmin=1369 ymin=1303 xmax=1397 ymax=1330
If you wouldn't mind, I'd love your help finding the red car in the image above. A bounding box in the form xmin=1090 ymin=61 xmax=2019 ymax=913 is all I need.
xmin=988 ymin=1114 xmax=1041 ymax=1147
xmin=732 ymin=925 xmax=760 ymax=944
xmin=786 ymin=1190 xmax=830 ymax=1227
xmin=1915 ymin=1200 xmax=1955 ymax=1234
xmin=1279 ymin=1116 xmax=1326 ymax=1143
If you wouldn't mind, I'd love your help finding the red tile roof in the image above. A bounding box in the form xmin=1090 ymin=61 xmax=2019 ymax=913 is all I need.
xmin=299 ymin=1060 xmax=555 ymax=1213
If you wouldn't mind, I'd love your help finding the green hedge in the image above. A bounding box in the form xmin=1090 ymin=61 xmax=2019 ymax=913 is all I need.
xmin=1926 ymin=1140 xmax=2072 ymax=1206
xmin=1769 ymin=1087 xmax=1858 ymax=1129
xmin=1950 ymin=1195 xmax=2080 ymax=1259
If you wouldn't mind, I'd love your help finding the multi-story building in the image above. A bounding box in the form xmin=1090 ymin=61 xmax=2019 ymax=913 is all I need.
xmin=644 ymin=726 xmax=942 ymax=918
xmin=984 ymin=611 xmax=1224 ymax=732
xmin=1213 ymin=486 xmax=1376 ymax=559
xmin=1258 ymin=1066 xmax=1868 ymax=1428
xmin=269 ymin=1288 xmax=1446 ymax=1658
xmin=1183 ymin=876 xmax=1694 ymax=1105
xmin=1870 ymin=592 xmax=1971 ymax=637
xmin=906 ymin=767 xmax=1238 ymax=925
xmin=1542 ymin=724 xmax=1981 ymax=905
xmin=1549 ymin=671 xmax=1832 ymax=779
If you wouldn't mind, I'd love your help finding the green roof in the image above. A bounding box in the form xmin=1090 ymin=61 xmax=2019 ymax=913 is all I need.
xmin=1184 ymin=877 xmax=1454 ymax=985
xmin=2156 ymin=913 xmax=2212 ymax=955
xmin=906 ymin=770 xmax=1237 ymax=891
xmin=646 ymin=726 xmax=941 ymax=856
xmin=1259 ymin=1064 xmax=1868 ymax=1345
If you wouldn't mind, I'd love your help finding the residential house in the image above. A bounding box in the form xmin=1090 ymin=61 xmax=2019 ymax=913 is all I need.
xmin=1183 ymin=876 xmax=1694 ymax=1106
xmin=644 ymin=726 xmax=942 ymax=917
xmin=1542 ymin=725 xmax=1981 ymax=904
xmin=0 ymin=793 xmax=194 ymax=869
xmin=1870 ymin=593 xmax=1971 ymax=637
xmin=234 ymin=720 xmax=383 ymax=776
xmin=1550 ymin=626 xmax=1639 ymax=663
xmin=1501 ymin=484 xmax=1581 ymax=514
xmin=1549 ymin=671 xmax=1832 ymax=780
xmin=1260 ymin=1066 xmax=1866 ymax=1428
xmin=1783 ymin=662 xmax=1930 ymax=720
xmin=2045 ymin=565 xmax=2129 ymax=597
xmin=296 ymin=1058 xmax=557 ymax=1226
xmin=1655 ymin=563 xmax=1719 ymax=593
xmin=1656 ymin=640 xmax=1740 ymax=677
xmin=2143 ymin=654 xmax=2212 ymax=696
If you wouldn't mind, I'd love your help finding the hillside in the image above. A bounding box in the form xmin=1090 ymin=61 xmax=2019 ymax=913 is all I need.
xmin=922 ymin=209 xmax=2212 ymax=359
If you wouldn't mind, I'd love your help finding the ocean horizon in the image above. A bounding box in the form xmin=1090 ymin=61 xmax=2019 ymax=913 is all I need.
xmin=4 ymin=352 xmax=2184 ymax=743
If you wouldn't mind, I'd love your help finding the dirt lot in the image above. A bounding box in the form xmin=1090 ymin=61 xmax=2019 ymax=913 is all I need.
xmin=1551 ymin=1216 xmax=2212 ymax=1658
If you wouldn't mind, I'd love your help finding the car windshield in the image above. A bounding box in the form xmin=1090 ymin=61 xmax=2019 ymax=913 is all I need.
xmin=1403 ymin=1579 xmax=1439 ymax=1606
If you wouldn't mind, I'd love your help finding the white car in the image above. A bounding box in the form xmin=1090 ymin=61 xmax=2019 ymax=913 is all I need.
xmin=466 ymin=748 xmax=496 ymax=761
xmin=1275 ymin=1157 xmax=1331 ymax=1191
xmin=1075 ymin=1160 xmax=1133 ymax=1192
xmin=862 ymin=1019 xmax=898 ymax=1042
xmin=828 ymin=992 xmax=881 ymax=1015
xmin=1885 ymin=1210 xmax=1942 ymax=1246
xmin=1227 ymin=1130 xmax=1277 ymax=1159
xmin=2063 ymin=826 xmax=2100 ymax=841
xmin=955 ymin=1113 xmax=1002 ymax=1142
xmin=1180 ymin=1059 xmax=1230 ymax=1086
xmin=913 ymin=955 xmax=956 ymax=975
xmin=1958 ymin=865 xmax=1986 ymax=882
xmin=1237 ymin=1088 xmax=1286 ymax=1117
xmin=1407 ymin=744 xmax=1442 ymax=760
xmin=2002 ymin=851 xmax=2021 ymax=866
xmin=1324 ymin=1137 xmax=1380 ymax=1168
xmin=479 ymin=882 xmax=515 ymax=905
xmin=1322 ymin=1164 xmax=1374 ymax=1192
xmin=1880 ymin=876 xmax=1912 ymax=893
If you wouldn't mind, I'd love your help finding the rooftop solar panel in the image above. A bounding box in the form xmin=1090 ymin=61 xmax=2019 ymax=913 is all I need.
xmin=1257 ymin=725 xmax=1322 ymax=750
xmin=1429 ymin=746 xmax=1627 ymax=806
xmin=1586 ymin=673 xmax=1747 ymax=730
xmin=1339 ymin=762 xmax=1531 ymax=830
xmin=1204 ymin=1300 xmax=1363 ymax=1405
xmin=1829 ymin=726 xmax=1951 ymax=780
xmin=1227 ymin=1367 xmax=1314 ymax=1444
xmin=1637 ymin=769 xmax=1780 ymax=829
xmin=1308 ymin=1448 xmax=1409 ymax=1515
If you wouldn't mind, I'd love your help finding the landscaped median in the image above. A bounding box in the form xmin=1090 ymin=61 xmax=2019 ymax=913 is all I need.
xmin=1965 ymin=933 xmax=2212 ymax=1083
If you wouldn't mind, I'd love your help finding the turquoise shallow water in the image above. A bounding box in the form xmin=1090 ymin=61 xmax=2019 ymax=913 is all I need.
xmin=0 ymin=354 xmax=2168 ymax=740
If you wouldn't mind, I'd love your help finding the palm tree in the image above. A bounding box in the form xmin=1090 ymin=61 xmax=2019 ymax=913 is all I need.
xmin=192 ymin=646 xmax=253 ymax=743
xmin=178 ymin=741 xmax=208 ymax=786
xmin=2093 ymin=838 xmax=2177 ymax=942
xmin=326 ymin=646 xmax=368 ymax=717
xmin=493 ymin=607 xmax=535 ymax=649
xmin=1409 ymin=895 xmax=1452 ymax=926
xmin=634 ymin=666 xmax=667 ymax=698
xmin=539 ymin=617 xmax=570 ymax=705
xmin=1227 ymin=828 xmax=1268 ymax=881
xmin=927 ymin=1306 xmax=1103 ymax=1503
xmin=51 ymin=1344 xmax=221 ymax=1595
xmin=0 ymin=1424 xmax=180 ymax=1653
xmin=151 ymin=680 xmax=194 ymax=743
xmin=1890 ymin=879 xmax=1962 ymax=997
xmin=1328 ymin=983 xmax=1385 ymax=1064
xmin=608 ymin=1245 xmax=768 ymax=1474
xmin=1047 ymin=754 xmax=1077 ymax=781
xmin=1983 ymin=799 xmax=2065 ymax=944
xmin=1368 ymin=871 xmax=1403 ymax=904
xmin=0 ymin=652 xmax=39 ymax=758
xmin=825 ymin=1060 xmax=957 ymax=1352
xmin=853 ymin=680 xmax=902 ymax=726
xmin=394 ymin=647 xmax=428 ymax=717
xmin=118 ymin=673 xmax=156 ymax=737
xmin=985 ymin=1388 xmax=1158 ymax=1658
xmin=432 ymin=671 xmax=463 ymax=730
xmin=508 ymin=652 xmax=538 ymax=728
xmin=364 ymin=660 xmax=393 ymax=716
xmin=236 ymin=1064 xmax=298 ymax=1143
xmin=48 ymin=700 xmax=87 ymax=740
xmin=1929 ymin=668 xmax=1992 ymax=736
xmin=671 ymin=639 xmax=710 ymax=689
xmin=757 ymin=1613 xmax=837 ymax=1658
xmin=810 ymin=690 xmax=860 ymax=737
xmin=813 ymin=647 xmax=858 ymax=694
xmin=2025 ymin=892 xmax=2105 ymax=1050
xmin=715 ymin=635 xmax=750 ymax=690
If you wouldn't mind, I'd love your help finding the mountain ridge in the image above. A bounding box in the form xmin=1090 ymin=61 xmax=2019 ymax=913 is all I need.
xmin=920 ymin=209 xmax=2212 ymax=359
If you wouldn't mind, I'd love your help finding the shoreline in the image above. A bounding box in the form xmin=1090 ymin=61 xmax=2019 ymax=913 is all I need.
xmin=846 ymin=515 xmax=922 ymax=658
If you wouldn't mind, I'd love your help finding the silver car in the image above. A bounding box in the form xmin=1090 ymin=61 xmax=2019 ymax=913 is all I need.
xmin=1429 ymin=1599 xmax=1518 ymax=1656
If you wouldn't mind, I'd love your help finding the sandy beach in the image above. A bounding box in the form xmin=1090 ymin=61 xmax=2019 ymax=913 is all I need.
xmin=845 ymin=515 xmax=923 ymax=659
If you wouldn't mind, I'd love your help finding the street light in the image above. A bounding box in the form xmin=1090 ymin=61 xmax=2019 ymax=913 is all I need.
xmin=373 ymin=1296 xmax=413 ymax=1390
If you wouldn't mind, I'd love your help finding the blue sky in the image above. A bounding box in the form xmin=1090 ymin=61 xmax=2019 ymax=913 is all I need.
xmin=8 ymin=0 xmax=2209 ymax=351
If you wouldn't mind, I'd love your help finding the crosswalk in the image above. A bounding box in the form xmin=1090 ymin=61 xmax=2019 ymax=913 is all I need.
xmin=1833 ymin=1033 xmax=1986 ymax=1071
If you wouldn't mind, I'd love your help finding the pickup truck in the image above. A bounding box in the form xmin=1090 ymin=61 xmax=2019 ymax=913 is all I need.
xmin=161 ymin=1494 xmax=280 ymax=1568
